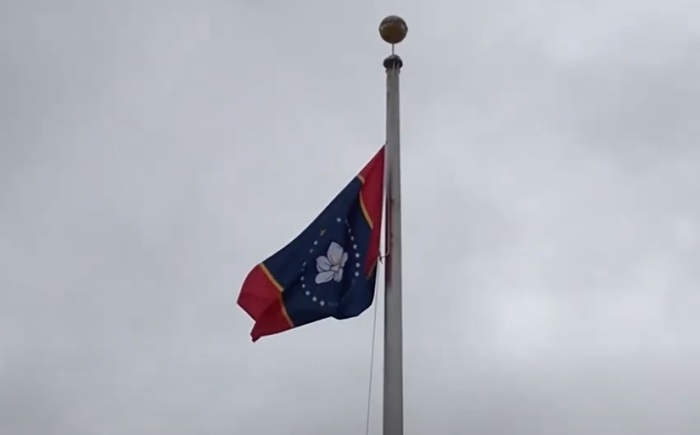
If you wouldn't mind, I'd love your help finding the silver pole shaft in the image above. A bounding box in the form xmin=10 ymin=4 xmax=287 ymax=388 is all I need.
xmin=383 ymin=53 xmax=404 ymax=435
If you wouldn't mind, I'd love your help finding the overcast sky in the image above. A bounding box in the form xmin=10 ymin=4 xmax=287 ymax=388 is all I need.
xmin=2 ymin=0 xmax=700 ymax=434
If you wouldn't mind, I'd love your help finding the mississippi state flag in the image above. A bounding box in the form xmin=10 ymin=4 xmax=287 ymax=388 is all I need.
xmin=237 ymin=147 xmax=385 ymax=341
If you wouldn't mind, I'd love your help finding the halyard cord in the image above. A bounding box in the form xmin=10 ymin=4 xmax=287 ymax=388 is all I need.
xmin=364 ymin=254 xmax=384 ymax=435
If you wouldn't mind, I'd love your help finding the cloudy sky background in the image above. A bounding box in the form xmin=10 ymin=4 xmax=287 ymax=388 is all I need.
xmin=2 ymin=0 xmax=700 ymax=433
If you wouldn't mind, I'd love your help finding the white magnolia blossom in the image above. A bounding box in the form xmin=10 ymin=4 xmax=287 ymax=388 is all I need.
xmin=315 ymin=242 xmax=348 ymax=284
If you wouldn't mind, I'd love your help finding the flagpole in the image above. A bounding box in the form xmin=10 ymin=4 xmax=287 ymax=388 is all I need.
xmin=379 ymin=15 xmax=407 ymax=435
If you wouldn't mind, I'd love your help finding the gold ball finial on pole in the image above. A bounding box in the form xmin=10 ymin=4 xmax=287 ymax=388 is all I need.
xmin=379 ymin=15 xmax=408 ymax=45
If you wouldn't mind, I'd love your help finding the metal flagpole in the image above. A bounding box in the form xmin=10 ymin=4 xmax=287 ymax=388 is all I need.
xmin=379 ymin=15 xmax=407 ymax=435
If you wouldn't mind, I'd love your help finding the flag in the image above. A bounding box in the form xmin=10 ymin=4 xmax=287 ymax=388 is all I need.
xmin=237 ymin=147 xmax=385 ymax=341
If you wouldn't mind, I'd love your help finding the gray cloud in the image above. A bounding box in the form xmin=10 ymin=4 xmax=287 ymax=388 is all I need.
xmin=2 ymin=0 xmax=699 ymax=433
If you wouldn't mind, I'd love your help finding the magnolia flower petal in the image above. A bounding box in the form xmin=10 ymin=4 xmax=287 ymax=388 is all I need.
xmin=333 ymin=268 xmax=344 ymax=282
xmin=327 ymin=242 xmax=345 ymax=265
xmin=316 ymin=256 xmax=332 ymax=272
xmin=341 ymin=252 xmax=348 ymax=267
xmin=315 ymin=270 xmax=335 ymax=284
